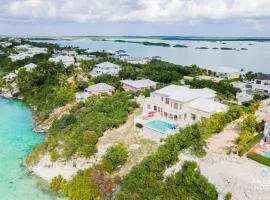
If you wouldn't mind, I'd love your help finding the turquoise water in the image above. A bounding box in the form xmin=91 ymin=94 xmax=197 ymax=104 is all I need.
xmin=40 ymin=38 xmax=270 ymax=73
xmin=145 ymin=120 xmax=176 ymax=133
xmin=0 ymin=97 xmax=60 ymax=200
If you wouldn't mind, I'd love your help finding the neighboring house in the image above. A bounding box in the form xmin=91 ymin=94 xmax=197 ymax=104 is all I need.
xmin=143 ymin=85 xmax=228 ymax=126
xmin=61 ymin=50 xmax=78 ymax=57
xmin=232 ymin=82 xmax=254 ymax=104
xmin=204 ymin=66 xmax=240 ymax=80
xmin=9 ymin=53 xmax=30 ymax=62
xmin=3 ymin=72 xmax=18 ymax=82
xmin=85 ymin=83 xmax=115 ymax=96
xmin=91 ymin=62 xmax=121 ymax=77
xmin=75 ymin=92 xmax=91 ymax=102
xmin=126 ymin=57 xmax=151 ymax=65
xmin=24 ymin=63 xmax=37 ymax=72
xmin=76 ymin=54 xmax=96 ymax=62
xmin=121 ymin=79 xmax=156 ymax=91
xmin=49 ymin=55 xmax=75 ymax=67
xmin=244 ymin=74 xmax=270 ymax=93
xmin=152 ymin=56 xmax=162 ymax=60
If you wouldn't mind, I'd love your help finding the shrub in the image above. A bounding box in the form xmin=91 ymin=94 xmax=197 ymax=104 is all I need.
xmin=101 ymin=144 xmax=128 ymax=173
xmin=247 ymin=152 xmax=270 ymax=166
xmin=225 ymin=192 xmax=232 ymax=200
xmin=239 ymin=134 xmax=263 ymax=156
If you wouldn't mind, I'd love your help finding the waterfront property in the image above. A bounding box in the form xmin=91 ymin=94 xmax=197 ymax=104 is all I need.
xmin=143 ymin=85 xmax=227 ymax=126
xmin=49 ymin=55 xmax=75 ymax=67
xmin=121 ymin=79 xmax=156 ymax=91
xmin=90 ymin=62 xmax=121 ymax=77
xmin=85 ymin=83 xmax=115 ymax=96
xmin=136 ymin=85 xmax=228 ymax=141
xmin=204 ymin=66 xmax=240 ymax=80
xmin=76 ymin=54 xmax=97 ymax=62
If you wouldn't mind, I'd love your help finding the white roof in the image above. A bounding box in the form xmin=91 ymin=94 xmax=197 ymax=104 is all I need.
xmin=95 ymin=62 xmax=120 ymax=69
xmin=24 ymin=63 xmax=37 ymax=71
xmin=154 ymin=85 xmax=216 ymax=102
xmin=188 ymin=98 xmax=228 ymax=113
xmin=121 ymin=79 xmax=156 ymax=88
xmin=49 ymin=55 xmax=75 ymax=63
xmin=85 ymin=83 xmax=115 ymax=92
xmin=204 ymin=66 xmax=240 ymax=74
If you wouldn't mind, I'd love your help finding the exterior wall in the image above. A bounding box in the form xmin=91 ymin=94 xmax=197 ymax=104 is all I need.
xmin=142 ymin=126 xmax=165 ymax=142
xmin=86 ymin=89 xmax=114 ymax=96
xmin=227 ymin=72 xmax=240 ymax=80
xmin=122 ymin=83 xmax=156 ymax=91
xmin=91 ymin=66 xmax=120 ymax=77
xmin=143 ymin=93 xmax=211 ymax=126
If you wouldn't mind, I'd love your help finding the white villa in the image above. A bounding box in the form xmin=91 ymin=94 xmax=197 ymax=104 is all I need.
xmin=143 ymin=85 xmax=228 ymax=125
xmin=138 ymin=85 xmax=228 ymax=141
xmin=204 ymin=66 xmax=240 ymax=80
xmin=24 ymin=63 xmax=37 ymax=72
xmin=76 ymin=54 xmax=96 ymax=62
xmin=91 ymin=62 xmax=121 ymax=77
xmin=49 ymin=55 xmax=75 ymax=67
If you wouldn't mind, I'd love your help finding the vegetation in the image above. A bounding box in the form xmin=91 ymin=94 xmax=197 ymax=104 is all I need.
xmin=225 ymin=192 xmax=232 ymax=200
xmin=247 ymin=152 xmax=270 ymax=167
xmin=26 ymin=92 xmax=138 ymax=164
xmin=101 ymin=144 xmax=128 ymax=173
xmin=238 ymin=133 xmax=263 ymax=156
xmin=185 ymin=79 xmax=239 ymax=99
xmin=16 ymin=61 xmax=75 ymax=120
xmin=117 ymin=105 xmax=244 ymax=199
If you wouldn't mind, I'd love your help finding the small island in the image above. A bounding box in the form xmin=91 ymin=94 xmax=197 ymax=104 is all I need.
xmin=173 ymin=44 xmax=188 ymax=48
xmin=196 ymin=47 xmax=209 ymax=49
xmin=240 ymin=48 xmax=248 ymax=50
xmin=220 ymin=47 xmax=235 ymax=50
xmin=212 ymin=47 xmax=219 ymax=50
xmin=114 ymin=40 xmax=171 ymax=47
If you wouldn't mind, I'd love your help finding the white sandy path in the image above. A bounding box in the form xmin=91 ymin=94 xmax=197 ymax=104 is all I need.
xmin=165 ymin=99 xmax=270 ymax=200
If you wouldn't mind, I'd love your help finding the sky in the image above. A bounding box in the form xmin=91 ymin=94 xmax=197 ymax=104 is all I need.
xmin=0 ymin=0 xmax=270 ymax=37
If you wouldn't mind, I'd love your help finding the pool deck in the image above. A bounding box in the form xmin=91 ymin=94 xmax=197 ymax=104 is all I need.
xmin=250 ymin=141 xmax=270 ymax=157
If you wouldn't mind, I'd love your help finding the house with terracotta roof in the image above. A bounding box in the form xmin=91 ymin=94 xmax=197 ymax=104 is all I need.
xmin=121 ymin=79 xmax=156 ymax=91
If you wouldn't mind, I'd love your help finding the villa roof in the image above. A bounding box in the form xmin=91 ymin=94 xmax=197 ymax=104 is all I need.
xmin=121 ymin=79 xmax=156 ymax=88
xmin=204 ymin=66 xmax=240 ymax=74
xmin=95 ymin=62 xmax=120 ymax=69
xmin=85 ymin=83 xmax=115 ymax=92
xmin=153 ymin=85 xmax=216 ymax=102
xmin=188 ymin=98 xmax=228 ymax=113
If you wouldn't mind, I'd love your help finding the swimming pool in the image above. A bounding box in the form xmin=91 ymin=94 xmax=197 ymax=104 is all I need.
xmin=263 ymin=151 xmax=270 ymax=158
xmin=144 ymin=119 xmax=177 ymax=134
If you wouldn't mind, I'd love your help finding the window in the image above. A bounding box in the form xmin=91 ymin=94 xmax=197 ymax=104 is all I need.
xmin=154 ymin=106 xmax=157 ymax=111
xmin=164 ymin=112 xmax=168 ymax=117
xmin=158 ymin=107 xmax=160 ymax=112
xmin=169 ymin=114 xmax=173 ymax=119
xmin=184 ymin=113 xmax=187 ymax=120
xmin=174 ymin=103 xmax=178 ymax=109
xmin=147 ymin=104 xmax=151 ymax=109
xmin=179 ymin=104 xmax=182 ymax=109
xmin=165 ymin=98 xmax=169 ymax=104
xmin=174 ymin=115 xmax=178 ymax=121
xmin=161 ymin=97 xmax=164 ymax=101
xmin=191 ymin=114 xmax=196 ymax=121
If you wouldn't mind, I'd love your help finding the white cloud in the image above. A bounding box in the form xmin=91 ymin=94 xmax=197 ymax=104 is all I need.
xmin=1 ymin=0 xmax=270 ymax=24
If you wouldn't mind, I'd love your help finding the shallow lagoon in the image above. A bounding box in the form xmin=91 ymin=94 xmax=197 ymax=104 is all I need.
xmin=0 ymin=97 xmax=61 ymax=200
xmin=44 ymin=38 xmax=270 ymax=73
